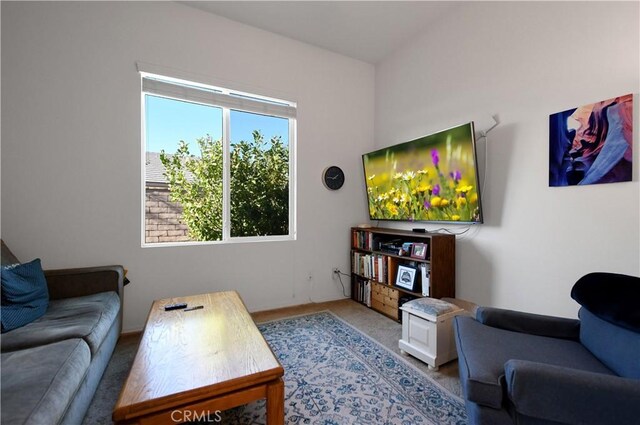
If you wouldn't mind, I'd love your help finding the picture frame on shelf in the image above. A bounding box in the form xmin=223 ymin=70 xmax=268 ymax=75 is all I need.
xmin=400 ymin=242 xmax=413 ymax=257
xmin=411 ymin=243 xmax=427 ymax=260
xmin=395 ymin=264 xmax=418 ymax=291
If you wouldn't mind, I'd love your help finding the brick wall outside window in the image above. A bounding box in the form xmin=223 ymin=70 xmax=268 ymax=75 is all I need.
xmin=145 ymin=184 xmax=191 ymax=243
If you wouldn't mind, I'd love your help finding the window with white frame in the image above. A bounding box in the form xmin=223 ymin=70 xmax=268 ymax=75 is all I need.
xmin=141 ymin=73 xmax=296 ymax=245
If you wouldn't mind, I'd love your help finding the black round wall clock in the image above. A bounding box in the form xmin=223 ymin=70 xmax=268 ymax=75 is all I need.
xmin=322 ymin=166 xmax=345 ymax=190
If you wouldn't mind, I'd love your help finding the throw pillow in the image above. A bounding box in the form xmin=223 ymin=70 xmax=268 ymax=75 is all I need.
xmin=1 ymin=258 xmax=49 ymax=332
xmin=571 ymin=272 xmax=640 ymax=333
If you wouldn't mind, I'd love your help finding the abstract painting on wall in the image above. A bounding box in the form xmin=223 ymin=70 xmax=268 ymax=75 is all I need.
xmin=549 ymin=94 xmax=633 ymax=186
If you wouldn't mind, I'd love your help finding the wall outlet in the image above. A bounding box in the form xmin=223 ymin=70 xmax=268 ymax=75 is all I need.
xmin=332 ymin=268 xmax=340 ymax=280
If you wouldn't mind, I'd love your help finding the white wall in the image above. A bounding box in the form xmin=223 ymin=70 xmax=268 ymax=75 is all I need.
xmin=375 ymin=1 xmax=640 ymax=317
xmin=1 ymin=2 xmax=374 ymax=331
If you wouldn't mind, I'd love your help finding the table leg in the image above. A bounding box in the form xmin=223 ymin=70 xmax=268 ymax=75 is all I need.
xmin=266 ymin=378 xmax=284 ymax=424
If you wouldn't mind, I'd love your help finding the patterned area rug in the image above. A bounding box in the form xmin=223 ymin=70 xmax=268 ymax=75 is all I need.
xmin=223 ymin=311 xmax=468 ymax=425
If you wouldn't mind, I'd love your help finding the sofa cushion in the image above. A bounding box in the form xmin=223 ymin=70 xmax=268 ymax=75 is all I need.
xmin=1 ymin=258 xmax=49 ymax=332
xmin=475 ymin=307 xmax=580 ymax=340
xmin=579 ymin=308 xmax=640 ymax=379
xmin=571 ymin=272 xmax=640 ymax=333
xmin=1 ymin=291 xmax=120 ymax=355
xmin=1 ymin=338 xmax=91 ymax=425
xmin=454 ymin=316 xmax=614 ymax=409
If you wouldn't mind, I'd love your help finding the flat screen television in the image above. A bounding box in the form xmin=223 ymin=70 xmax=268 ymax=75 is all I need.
xmin=362 ymin=122 xmax=483 ymax=224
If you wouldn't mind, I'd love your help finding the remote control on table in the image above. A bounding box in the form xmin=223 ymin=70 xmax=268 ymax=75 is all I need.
xmin=164 ymin=303 xmax=187 ymax=311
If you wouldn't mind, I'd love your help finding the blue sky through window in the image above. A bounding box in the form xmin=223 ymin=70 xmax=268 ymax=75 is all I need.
xmin=146 ymin=95 xmax=289 ymax=155
xmin=230 ymin=110 xmax=289 ymax=147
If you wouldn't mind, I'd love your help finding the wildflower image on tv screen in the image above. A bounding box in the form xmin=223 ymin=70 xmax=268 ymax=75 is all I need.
xmin=363 ymin=122 xmax=482 ymax=223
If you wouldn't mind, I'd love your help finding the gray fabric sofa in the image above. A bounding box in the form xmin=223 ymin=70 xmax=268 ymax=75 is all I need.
xmin=453 ymin=272 xmax=640 ymax=425
xmin=1 ymin=241 xmax=124 ymax=424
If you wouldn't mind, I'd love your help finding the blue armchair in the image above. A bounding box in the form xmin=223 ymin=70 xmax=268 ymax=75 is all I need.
xmin=453 ymin=272 xmax=640 ymax=425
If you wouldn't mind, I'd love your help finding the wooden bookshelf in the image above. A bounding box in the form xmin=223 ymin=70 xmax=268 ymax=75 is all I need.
xmin=350 ymin=227 xmax=455 ymax=322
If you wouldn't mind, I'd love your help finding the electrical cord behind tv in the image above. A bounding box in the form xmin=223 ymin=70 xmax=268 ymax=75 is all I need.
xmin=477 ymin=115 xmax=498 ymax=211
xmin=430 ymin=226 xmax=472 ymax=237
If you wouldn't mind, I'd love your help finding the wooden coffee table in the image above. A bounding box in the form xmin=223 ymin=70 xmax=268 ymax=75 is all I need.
xmin=113 ymin=291 xmax=284 ymax=424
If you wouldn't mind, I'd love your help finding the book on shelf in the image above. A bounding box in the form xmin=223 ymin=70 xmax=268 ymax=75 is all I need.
xmin=352 ymin=276 xmax=372 ymax=306
xmin=352 ymin=230 xmax=380 ymax=251
xmin=352 ymin=251 xmax=388 ymax=284
xmin=364 ymin=280 xmax=371 ymax=307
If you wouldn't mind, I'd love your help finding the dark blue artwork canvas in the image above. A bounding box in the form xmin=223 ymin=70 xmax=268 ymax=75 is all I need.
xmin=549 ymin=94 xmax=633 ymax=186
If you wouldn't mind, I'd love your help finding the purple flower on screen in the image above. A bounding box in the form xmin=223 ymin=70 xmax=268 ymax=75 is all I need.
xmin=423 ymin=201 xmax=431 ymax=210
xmin=433 ymin=184 xmax=441 ymax=196
xmin=431 ymin=149 xmax=439 ymax=167
xmin=455 ymin=170 xmax=462 ymax=181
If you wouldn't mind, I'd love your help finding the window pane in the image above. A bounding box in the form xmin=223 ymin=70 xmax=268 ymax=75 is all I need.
xmin=145 ymin=95 xmax=223 ymax=243
xmin=229 ymin=110 xmax=289 ymax=237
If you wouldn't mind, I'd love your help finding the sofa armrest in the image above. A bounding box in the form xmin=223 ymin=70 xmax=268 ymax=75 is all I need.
xmin=505 ymin=359 xmax=640 ymax=425
xmin=476 ymin=307 xmax=580 ymax=339
xmin=44 ymin=266 xmax=124 ymax=301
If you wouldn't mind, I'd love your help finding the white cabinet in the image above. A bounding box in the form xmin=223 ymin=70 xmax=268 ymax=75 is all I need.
xmin=399 ymin=298 xmax=469 ymax=370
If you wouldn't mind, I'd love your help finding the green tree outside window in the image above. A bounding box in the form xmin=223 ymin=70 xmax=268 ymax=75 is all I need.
xmin=160 ymin=130 xmax=289 ymax=241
